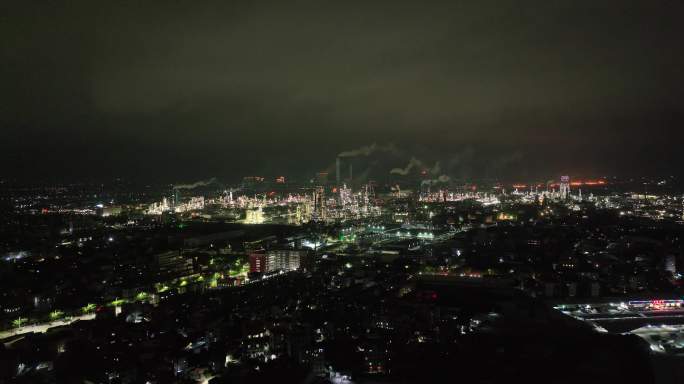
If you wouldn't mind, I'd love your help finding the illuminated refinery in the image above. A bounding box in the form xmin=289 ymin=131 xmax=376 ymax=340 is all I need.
xmin=2 ymin=167 xmax=684 ymax=383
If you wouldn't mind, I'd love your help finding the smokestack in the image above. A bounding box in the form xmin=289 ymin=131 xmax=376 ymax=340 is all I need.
xmin=336 ymin=157 xmax=341 ymax=185
xmin=349 ymin=164 xmax=353 ymax=183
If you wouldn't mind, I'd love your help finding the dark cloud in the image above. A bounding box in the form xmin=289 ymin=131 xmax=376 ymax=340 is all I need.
xmin=1 ymin=0 xmax=683 ymax=182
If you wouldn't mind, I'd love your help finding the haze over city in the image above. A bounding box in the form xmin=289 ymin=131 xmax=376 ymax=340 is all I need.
xmin=2 ymin=0 xmax=684 ymax=182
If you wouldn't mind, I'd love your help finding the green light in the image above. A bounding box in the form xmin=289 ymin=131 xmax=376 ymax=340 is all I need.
xmin=81 ymin=303 xmax=96 ymax=314
xmin=50 ymin=310 xmax=64 ymax=320
xmin=228 ymin=263 xmax=249 ymax=278
xmin=12 ymin=317 xmax=27 ymax=328
xmin=179 ymin=279 xmax=188 ymax=287
xmin=136 ymin=292 xmax=149 ymax=301
xmin=110 ymin=299 xmax=126 ymax=306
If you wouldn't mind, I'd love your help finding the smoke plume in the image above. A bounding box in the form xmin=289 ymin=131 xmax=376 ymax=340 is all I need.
xmin=390 ymin=157 xmax=440 ymax=176
xmin=174 ymin=177 xmax=217 ymax=190
xmin=421 ymin=174 xmax=451 ymax=185
xmin=338 ymin=143 xmax=397 ymax=158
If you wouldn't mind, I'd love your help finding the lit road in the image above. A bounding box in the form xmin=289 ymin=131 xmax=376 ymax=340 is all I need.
xmin=553 ymin=299 xmax=684 ymax=354
xmin=588 ymin=314 xmax=684 ymax=321
xmin=630 ymin=325 xmax=684 ymax=354
xmin=0 ymin=313 xmax=96 ymax=341
xmin=0 ymin=265 xmax=287 ymax=342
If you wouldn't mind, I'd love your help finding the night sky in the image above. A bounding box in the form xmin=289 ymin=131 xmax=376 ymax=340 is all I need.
xmin=2 ymin=0 xmax=683 ymax=183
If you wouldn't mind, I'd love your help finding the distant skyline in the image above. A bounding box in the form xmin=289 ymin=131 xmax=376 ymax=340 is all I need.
xmin=2 ymin=0 xmax=683 ymax=183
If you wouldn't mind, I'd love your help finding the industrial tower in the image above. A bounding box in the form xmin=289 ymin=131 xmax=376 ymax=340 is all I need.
xmin=559 ymin=176 xmax=571 ymax=199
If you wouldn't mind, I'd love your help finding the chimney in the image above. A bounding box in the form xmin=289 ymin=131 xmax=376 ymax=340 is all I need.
xmin=336 ymin=157 xmax=341 ymax=185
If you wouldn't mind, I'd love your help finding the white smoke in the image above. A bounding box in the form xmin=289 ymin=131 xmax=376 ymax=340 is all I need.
xmin=421 ymin=174 xmax=451 ymax=185
xmin=174 ymin=177 xmax=217 ymax=190
xmin=430 ymin=161 xmax=441 ymax=175
xmin=390 ymin=157 xmax=440 ymax=176
xmin=390 ymin=157 xmax=421 ymax=175
xmin=338 ymin=143 xmax=397 ymax=158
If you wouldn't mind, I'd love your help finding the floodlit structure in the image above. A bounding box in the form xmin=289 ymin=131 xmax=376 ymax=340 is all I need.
xmin=560 ymin=175 xmax=571 ymax=200
xmin=249 ymin=250 xmax=305 ymax=273
xmin=312 ymin=186 xmax=326 ymax=222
